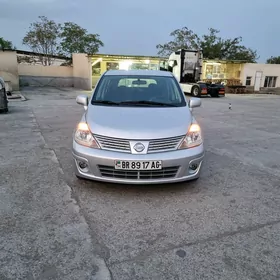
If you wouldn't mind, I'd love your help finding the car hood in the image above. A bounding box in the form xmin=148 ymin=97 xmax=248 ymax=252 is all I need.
xmin=85 ymin=105 xmax=193 ymax=139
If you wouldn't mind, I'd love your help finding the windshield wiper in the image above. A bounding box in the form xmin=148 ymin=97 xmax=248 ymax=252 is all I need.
xmin=119 ymin=100 xmax=177 ymax=107
xmin=92 ymin=100 xmax=120 ymax=105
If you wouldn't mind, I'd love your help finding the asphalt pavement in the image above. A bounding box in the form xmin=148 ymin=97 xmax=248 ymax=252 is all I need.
xmin=1 ymin=87 xmax=280 ymax=280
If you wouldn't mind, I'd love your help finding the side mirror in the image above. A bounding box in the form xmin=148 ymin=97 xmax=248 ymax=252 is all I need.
xmin=188 ymin=97 xmax=201 ymax=109
xmin=168 ymin=60 xmax=175 ymax=67
xmin=76 ymin=94 xmax=88 ymax=110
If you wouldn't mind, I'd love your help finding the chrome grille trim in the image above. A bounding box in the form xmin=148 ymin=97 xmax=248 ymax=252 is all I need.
xmin=98 ymin=165 xmax=179 ymax=180
xmin=148 ymin=135 xmax=184 ymax=153
xmin=94 ymin=134 xmax=131 ymax=153
xmin=94 ymin=134 xmax=184 ymax=153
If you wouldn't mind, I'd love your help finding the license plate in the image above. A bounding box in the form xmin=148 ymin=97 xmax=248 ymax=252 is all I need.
xmin=114 ymin=160 xmax=162 ymax=170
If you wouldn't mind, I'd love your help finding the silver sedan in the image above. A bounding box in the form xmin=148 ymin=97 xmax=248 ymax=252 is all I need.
xmin=72 ymin=70 xmax=204 ymax=184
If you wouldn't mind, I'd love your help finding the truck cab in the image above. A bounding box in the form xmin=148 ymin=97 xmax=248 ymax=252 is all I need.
xmin=168 ymin=49 xmax=203 ymax=83
xmin=162 ymin=49 xmax=225 ymax=97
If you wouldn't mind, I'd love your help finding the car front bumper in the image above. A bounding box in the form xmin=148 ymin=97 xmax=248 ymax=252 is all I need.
xmin=72 ymin=140 xmax=205 ymax=184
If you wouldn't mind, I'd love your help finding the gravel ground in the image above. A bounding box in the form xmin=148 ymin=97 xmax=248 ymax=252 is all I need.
xmin=0 ymin=87 xmax=279 ymax=280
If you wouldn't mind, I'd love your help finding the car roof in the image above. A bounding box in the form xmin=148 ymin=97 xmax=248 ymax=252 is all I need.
xmin=103 ymin=70 xmax=173 ymax=77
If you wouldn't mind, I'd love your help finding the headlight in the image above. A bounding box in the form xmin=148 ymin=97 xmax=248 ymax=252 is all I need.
xmin=178 ymin=123 xmax=202 ymax=149
xmin=74 ymin=122 xmax=100 ymax=148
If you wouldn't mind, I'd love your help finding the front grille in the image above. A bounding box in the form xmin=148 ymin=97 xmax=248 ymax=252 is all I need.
xmin=98 ymin=165 xmax=179 ymax=180
xmin=94 ymin=134 xmax=131 ymax=153
xmin=148 ymin=136 xmax=184 ymax=153
xmin=94 ymin=134 xmax=184 ymax=154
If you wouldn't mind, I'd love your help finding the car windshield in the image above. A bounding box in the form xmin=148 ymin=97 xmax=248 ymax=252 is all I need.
xmin=91 ymin=74 xmax=186 ymax=107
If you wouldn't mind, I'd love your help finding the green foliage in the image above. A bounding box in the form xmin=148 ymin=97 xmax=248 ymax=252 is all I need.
xmin=266 ymin=56 xmax=280 ymax=64
xmin=0 ymin=37 xmax=15 ymax=50
xmin=22 ymin=16 xmax=104 ymax=65
xmin=156 ymin=27 xmax=200 ymax=57
xmin=60 ymin=22 xmax=104 ymax=56
xmin=156 ymin=27 xmax=258 ymax=62
xmin=200 ymin=28 xmax=257 ymax=62
xmin=22 ymin=16 xmax=61 ymax=65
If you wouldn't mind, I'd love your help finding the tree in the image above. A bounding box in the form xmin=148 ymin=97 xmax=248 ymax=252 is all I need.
xmin=200 ymin=28 xmax=257 ymax=62
xmin=60 ymin=22 xmax=104 ymax=56
xmin=156 ymin=27 xmax=258 ymax=62
xmin=156 ymin=27 xmax=200 ymax=57
xmin=0 ymin=37 xmax=15 ymax=50
xmin=22 ymin=16 xmax=61 ymax=65
xmin=266 ymin=56 xmax=280 ymax=64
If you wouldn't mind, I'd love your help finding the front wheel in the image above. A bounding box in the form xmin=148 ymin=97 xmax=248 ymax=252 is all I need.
xmin=1 ymin=107 xmax=8 ymax=113
xmin=191 ymin=86 xmax=200 ymax=97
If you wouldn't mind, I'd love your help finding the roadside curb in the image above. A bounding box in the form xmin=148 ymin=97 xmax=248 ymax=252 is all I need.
xmin=7 ymin=92 xmax=27 ymax=102
xmin=225 ymin=93 xmax=280 ymax=97
xmin=231 ymin=93 xmax=280 ymax=95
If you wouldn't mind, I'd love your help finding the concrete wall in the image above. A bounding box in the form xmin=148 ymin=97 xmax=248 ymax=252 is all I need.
xmin=73 ymin=53 xmax=92 ymax=90
xmin=18 ymin=64 xmax=73 ymax=87
xmin=0 ymin=51 xmax=19 ymax=90
xmin=18 ymin=54 xmax=92 ymax=90
xmin=241 ymin=63 xmax=280 ymax=87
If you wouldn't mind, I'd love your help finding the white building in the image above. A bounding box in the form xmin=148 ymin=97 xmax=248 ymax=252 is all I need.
xmin=241 ymin=63 xmax=280 ymax=91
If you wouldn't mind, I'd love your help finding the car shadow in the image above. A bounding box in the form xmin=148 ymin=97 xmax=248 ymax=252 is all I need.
xmin=76 ymin=176 xmax=203 ymax=198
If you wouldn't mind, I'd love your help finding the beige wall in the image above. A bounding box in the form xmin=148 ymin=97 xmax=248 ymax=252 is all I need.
xmin=0 ymin=51 xmax=19 ymax=90
xmin=19 ymin=64 xmax=74 ymax=88
xmin=1 ymin=52 xmax=93 ymax=91
xmin=241 ymin=63 xmax=280 ymax=87
xmin=18 ymin=64 xmax=73 ymax=77
xmin=18 ymin=54 xmax=92 ymax=89
xmin=73 ymin=53 xmax=92 ymax=90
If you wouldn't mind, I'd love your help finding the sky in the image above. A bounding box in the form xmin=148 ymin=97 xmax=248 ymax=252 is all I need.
xmin=0 ymin=0 xmax=279 ymax=62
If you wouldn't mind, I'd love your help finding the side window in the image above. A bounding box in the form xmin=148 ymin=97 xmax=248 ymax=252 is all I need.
xmin=171 ymin=79 xmax=182 ymax=101
xmin=146 ymin=79 xmax=157 ymax=87
xmin=118 ymin=78 xmax=157 ymax=87
xmin=118 ymin=79 xmax=127 ymax=87
xmin=118 ymin=79 xmax=134 ymax=87
xmin=163 ymin=78 xmax=181 ymax=102
xmin=246 ymin=76 xmax=252 ymax=86
xmin=94 ymin=78 xmax=111 ymax=99
xmin=264 ymin=76 xmax=277 ymax=88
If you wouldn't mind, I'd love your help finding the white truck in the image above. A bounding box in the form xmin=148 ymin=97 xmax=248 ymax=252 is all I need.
xmin=161 ymin=49 xmax=225 ymax=97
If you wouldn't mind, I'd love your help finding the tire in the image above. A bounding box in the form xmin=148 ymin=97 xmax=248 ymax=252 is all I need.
xmin=0 ymin=107 xmax=8 ymax=113
xmin=191 ymin=86 xmax=200 ymax=97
